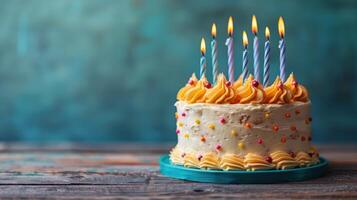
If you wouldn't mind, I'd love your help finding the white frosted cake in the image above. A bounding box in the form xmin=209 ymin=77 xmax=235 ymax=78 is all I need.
xmin=170 ymin=73 xmax=319 ymax=171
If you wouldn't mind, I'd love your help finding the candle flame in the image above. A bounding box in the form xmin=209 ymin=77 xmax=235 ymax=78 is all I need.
xmin=252 ymin=15 xmax=258 ymax=34
xmin=278 ymin=16 xmax=285 ymax=38
xmin=265 ymin=26 xmax=270 ymax=40
xmin=242 ymin=31 xmax=248 ymax=48
xmin=227 ymin=16 xmax=233 ymax=36
xmin=211 ymin=23 xmax=217 ymax=38
xmin=200 ymin=37 xmax=206 ymax=55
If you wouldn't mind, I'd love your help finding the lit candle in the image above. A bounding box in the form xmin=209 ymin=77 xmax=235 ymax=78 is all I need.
xmin=278 ymin=16 xmax=286 ymax=82
xmin=211 ymin=23 xmax=219 ymax=84
xmin=200 ymin=37 xmax=207 ymax=78
xmin=263 ymin=27 xmax=271 ymax=87
xmin=225 ymin=16 xmax=234 ymax=83
xmin=252 ymin=15 xmax=260 ymax=82
xmin=242 ymin=31 xmax=249 ymax=82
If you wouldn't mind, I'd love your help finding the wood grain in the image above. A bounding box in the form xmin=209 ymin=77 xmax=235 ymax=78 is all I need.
xmin=0 ymin=143 xmax=356 ymax=199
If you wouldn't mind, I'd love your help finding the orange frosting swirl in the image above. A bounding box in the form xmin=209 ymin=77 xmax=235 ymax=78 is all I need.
xmin=284 ymin=73 xmax=309 ymax=102
xmin=205 ymin=74 xmax=239 ymax=104
xmin=232 ymin=75 xmax=243 ymax=90
xmin=183 ymin=76 xmax=209 ymax=103
xmin=237 ymin=75 xmax=265 ymax=104
xmin=264 ymin=76 xmax=292 ymax=104
xmin=177 ymin=73 xmax=198 ymax=101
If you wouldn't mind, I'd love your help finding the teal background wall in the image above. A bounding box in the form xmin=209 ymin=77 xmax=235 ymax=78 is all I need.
xmin=0 ymin=0 xmax=356 ymax=142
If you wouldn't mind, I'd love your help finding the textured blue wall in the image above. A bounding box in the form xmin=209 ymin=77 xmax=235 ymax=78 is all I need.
xmin=0 ymin=0 xmax=356 ymax=142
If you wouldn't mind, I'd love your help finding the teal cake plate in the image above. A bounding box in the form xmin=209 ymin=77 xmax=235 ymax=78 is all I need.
xmin=159 ymin=155 xmax=328 ymax=184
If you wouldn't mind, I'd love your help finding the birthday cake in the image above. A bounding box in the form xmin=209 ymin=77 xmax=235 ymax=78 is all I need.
xmin=169 ymin=16 xmax=319 ymax=171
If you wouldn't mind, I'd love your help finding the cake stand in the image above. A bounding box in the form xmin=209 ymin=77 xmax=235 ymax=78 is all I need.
xmin=159 ymin=155 xmax=328 ymax=184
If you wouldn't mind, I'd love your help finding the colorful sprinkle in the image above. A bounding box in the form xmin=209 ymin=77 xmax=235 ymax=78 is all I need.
xmin=308 ymin=117 xmax=312 ymax=122
xmin=176 ymin=129 xmax=180 ymax=134
xmin=195 ymin=119 xmax=201 ymax=125
xmin=175 ymin=112 xmax=179 ymax=119
xmin=204 ymin=82 xmax=212 ymax=89
xmin=208 ymin=124 xmax=215 ymax=130
xmin=252 ymin=80 xmax=259 ymax=87
xmin=178 ymin=122 xmax=184 ymax=127
xmin=308 ymin=136 xmax=312 ymax=141
xmin=181 ymin=153 xmax=186 ymax=158
xmin=225 ymin=81 xmax=231 ymax=87
xmin=197 ymin=155 xmax=203 ymax=161
xmin=188 ymin=79 xmax=194 ymax=85
xmin=278 ymin=81 xmax=284 ymax=89
xmin=285 ymin=112 xmax=291 ymax=118
xmin=220 ymin=117 xmax=227 ymax=124
xmin=200 ymin=135 xmax=206 ymax=142
xmin=238 ymin=142 xmax=245 ymax=149
xmin=183 ymin=133 xmax=189 ymax=139
xmin=231 ymin=129 xmax=238 ymax=137
xmin=301 ymin=136 xmax=306 ymax=142
xmin=264 ymin=112 xmax=270 ymax=119
xmin=290 ymin=125 xmax=297 ymax=132
xmin=295 ymin=109 xmax=301 ymax=115
xmin=215 ymin=144 xmax=222 ymax=151
xmin=181 ymin=112 xmax=186 ymax=117
xmin=265 ymin=156 xmax=273 ymax=163
xmin=308 ymin=152 xmax=315 ymax=157
xmin=272 ymin=124 xmax=279 ymax=132
xmin=281 ymin=136 xmax=287 ymax=144
xmin=257 ymin=138 xmax=264 ymax=144
xmin=244 ymin=123 xmax=252 ymax=129
xmin=289 ymin=151 xmax=296 ymax=158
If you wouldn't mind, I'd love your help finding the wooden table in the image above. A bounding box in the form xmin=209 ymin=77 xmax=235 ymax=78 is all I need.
xmin=0 ymin=143 xmax=356 ymax=199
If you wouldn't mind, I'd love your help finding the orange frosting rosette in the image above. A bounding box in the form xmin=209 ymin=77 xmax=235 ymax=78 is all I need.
xmin=237 ymin=75 xmax=265 ymax=104
xmin=284 ymin=73 xmax=309 ymax=102
xmin=232 ymin=75 xmax=243 ymax=90
xmin=182 ymin=75 xmax=210 ymax=103
xmin=177 ymin=73 xmax=198 ymax=101
xmin=264 ymin=76 xmax=292 ymax=104
xmin=205 ymin=74 xmax=240 ymax=104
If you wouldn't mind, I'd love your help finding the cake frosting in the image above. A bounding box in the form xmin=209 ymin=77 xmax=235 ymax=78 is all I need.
xmin=171 ymin=73 xmax=319 ymax=171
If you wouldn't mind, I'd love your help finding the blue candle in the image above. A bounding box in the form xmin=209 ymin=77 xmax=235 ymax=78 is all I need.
xmin=278 ymin=17 xmax=286 ymax=82
xmin=252 ymin=15 xmax=260 ymax=82
xmin=242 ymin=31 xmax=249 ymax=82
xmin=225 ymin=16 xmax=235 ymax=83
xmin=211 ymin=23 xmax=219 ymax=84
xmin=263 ymin=27 xmax=271 ymax=87
xmin=200 ymin=37 xmax=206 ymax=78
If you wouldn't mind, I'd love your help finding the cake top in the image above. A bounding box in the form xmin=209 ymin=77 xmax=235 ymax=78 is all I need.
xmin=177 ymin=73 xmax=309 ymax=104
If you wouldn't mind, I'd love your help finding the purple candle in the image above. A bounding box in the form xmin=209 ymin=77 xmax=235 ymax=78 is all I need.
xmin=252 ymin=15 xmax=260 ymax=82
xmin=278 ymin=16 xmax=286 ymax=82
xmin=225 ymin=16 xmax=234 ymax=83
xmin=242 ymin=31 xmax=249 ymax=82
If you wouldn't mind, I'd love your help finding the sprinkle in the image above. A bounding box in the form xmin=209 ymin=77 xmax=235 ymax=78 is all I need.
xmin=285 ymin=112 xmax=291 ymax=118
xmin=308 ymin=117 xmax=312 ymax=122
xmin=181 ymin=112 xmax=186 ymax=117
xmin=181 ymin=153 xmax=186 ymax=158
xmin=308 ymin=152 xmax=314 ymax=157
xmin=301 ymin=136 xmax=306 ymax=142
xmin=244 ymin=123 xmax=252 ymax=129
xmin=208 ymin=124 xmax=215 ymax=130
xmin=200 ymin=135 xmax=206 ymax=142
xmin=238 ymin=142 xmax=245 ymax=149
xmin=195 ymin=119 xmax=201 ymax=125
xmin=290 ymin=125 xmax=297 ymax=132
xmin=175 ymin=112 xmax=179 ymax=119
xmin=265 ymin=156 xmax=272 ymax=163
xmin=278 ymin=82 xmax=284 ymax=89
xmin=188 ymin=79 xmax=194 ymax=85
xmin=231 ymin=129 xmax=238 ymax=137
xmin=176 ymin=129 xmax=180 ymax=134
xmin=215 ymin=144 xmax=222 ymax=151
xmin=178 ymin=122 xmax=184 ymax=127
xmin=295 ymin=109 xmax=301 ymax=115
xmin=272 ymin=124 xmax=279 ymax=132
xmin=225 ymin=81 xmax=231 ymax=87
xmin=257 ymin=138 xmax=264 ymax=144
xmin=281 ymin=136 xmax=287 ymax=144
xmin=252 ymin=80 xmax=259 ymax=87
xmin=219 ymin=117 xmax=227 ymax=124
xmin=183 ymin=133 xmax=189 ymax=139
xmin=308 ymin=136 xmax=312 ymax=141
xmin=289 ymin=151 xmax=296 ymax=158
xmin=264 ymin=112 xmax=270 ymax=119
xmin=204 ymin=82 xmax=212 ymax=88
xmin=197 ymin=155 xmax=203 ymax=161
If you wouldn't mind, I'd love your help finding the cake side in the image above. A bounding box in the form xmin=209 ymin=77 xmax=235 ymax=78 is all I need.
xmin=171 ymin=101 xmax=319 ymax=170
